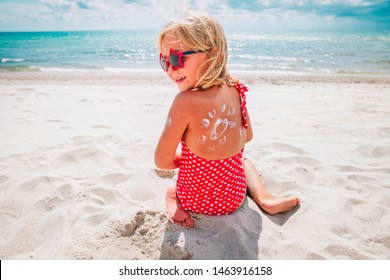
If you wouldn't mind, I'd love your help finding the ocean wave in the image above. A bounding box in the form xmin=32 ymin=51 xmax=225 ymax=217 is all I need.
xmin=1 ymin=58 xmax=25 ymax=63
xmin=229 ymin=34 xmax=325 ymax=41
xmin=40 ymin=67 xmax=100 ymax=72
xmin=0 ymin=65 xmax=39 ymax=72
xmin=375 ymin=60 xmax=390 ymax=65
xmin=231 ymin=54 xmax=312 ymax=63
xmin=40 ymin=66 xmax=161 ymax=73
xmin=335 ymin=69 xmax=379 ymax=75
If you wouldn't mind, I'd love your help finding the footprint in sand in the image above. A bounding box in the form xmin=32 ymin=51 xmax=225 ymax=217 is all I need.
xmin=379 ymin=127 xmax=390 ymax=136
xmin=0 ymin=175 xmax=10 ymax=184
xmin=356 ymin=144 xmax=390 ymax=159
xmin=34 ymin=196 xmax=65 ymax=212
xmin=269 ymin=143 xmax=308 ymax=155
xmin=90 ymin=186 xmax=119 ymax=206
xmin=56 ymin=147 xmax=109 ymax=175
xmin=99 ymin=173 xmax=131 ymax=186
xmin=325 ymin=244 xmax=368 ymax=259
xmin=33 ymin=183 xmax=74 ymax=212
xmin=18 ymin=176 xmax=64 ymax=192
xmin=91 ymin=125 xmax=112 ymax=129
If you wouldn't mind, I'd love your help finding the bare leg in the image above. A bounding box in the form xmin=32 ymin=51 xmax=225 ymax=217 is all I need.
xmin=166 ymin=186 xmax=195 ymax=228
xmin=244 ymin=158 xmax=300 ymax=215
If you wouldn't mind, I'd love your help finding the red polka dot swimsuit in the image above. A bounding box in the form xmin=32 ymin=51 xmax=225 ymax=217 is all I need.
xmin=176 ymin=82 xmax=249 ymax=215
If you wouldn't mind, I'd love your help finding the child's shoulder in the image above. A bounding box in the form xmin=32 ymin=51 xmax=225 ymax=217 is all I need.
xmin=170 ymin=89 xmax=200 ymax=113
xmin=174 ymin=88 xmax=207 ymax=103
xmin=173 ymin=81 xmax=247 ymax=105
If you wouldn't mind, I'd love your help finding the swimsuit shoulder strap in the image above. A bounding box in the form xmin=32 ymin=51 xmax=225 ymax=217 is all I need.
xmin=234 ymin=81 xmax=249 ymax=129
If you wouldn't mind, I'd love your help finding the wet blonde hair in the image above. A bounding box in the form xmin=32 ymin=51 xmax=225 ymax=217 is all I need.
xmin=158 ymin=12 xmax=236 ymax=90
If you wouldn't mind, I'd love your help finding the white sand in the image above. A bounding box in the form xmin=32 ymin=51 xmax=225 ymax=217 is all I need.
xmin=0 ymin=71 xmax=389 ymax=259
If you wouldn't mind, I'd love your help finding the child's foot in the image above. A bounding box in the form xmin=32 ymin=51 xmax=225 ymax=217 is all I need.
xmin=171 ymin=214 xmax=194 ymax=228
xmin=166 ymin=186 xmax=195 ymax=228
xmin=243 ymin=158 xmax=300 ymax=215
xmin=257 ymin=195 xmax=300 ymax=215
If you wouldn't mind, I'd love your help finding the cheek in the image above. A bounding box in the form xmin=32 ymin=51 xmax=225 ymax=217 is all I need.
xmin=196 ymin=60 xmax=209 ymax=77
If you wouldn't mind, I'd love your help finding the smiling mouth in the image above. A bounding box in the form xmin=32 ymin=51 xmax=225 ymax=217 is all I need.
xmin=175 ymin=76 xmax=185 ymax=82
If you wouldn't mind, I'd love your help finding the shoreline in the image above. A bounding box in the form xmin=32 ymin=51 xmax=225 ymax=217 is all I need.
xmin=1 ymin=70 xmax=390 ymax=85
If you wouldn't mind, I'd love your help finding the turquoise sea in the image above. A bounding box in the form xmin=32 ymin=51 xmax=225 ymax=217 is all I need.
xmin=1 ymin=29 xmax=389 ymax=74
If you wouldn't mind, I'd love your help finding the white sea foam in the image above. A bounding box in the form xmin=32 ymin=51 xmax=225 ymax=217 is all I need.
xmin=229 ymin=34 xmax=325 ymax=41
xmin=1 ymin=58 xmax=25 ymax=63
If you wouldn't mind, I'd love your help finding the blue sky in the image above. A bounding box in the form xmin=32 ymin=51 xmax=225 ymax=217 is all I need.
xmin=0 ymin=0 xmax=389 ymax=31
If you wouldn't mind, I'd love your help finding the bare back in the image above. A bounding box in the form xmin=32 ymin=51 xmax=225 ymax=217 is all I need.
xmin=183 ymin=83 xmax=248 ymax=160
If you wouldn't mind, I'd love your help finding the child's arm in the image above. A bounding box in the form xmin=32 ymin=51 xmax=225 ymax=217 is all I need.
xmin=154 ymin=93 xmax=190 ymax=170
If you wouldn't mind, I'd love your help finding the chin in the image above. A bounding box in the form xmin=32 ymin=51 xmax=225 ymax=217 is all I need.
xmin=177 ymin=84 xmax=193 ymax=92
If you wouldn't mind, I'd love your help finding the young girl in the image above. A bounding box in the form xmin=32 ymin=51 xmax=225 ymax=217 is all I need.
xmin=155 ymin=13 xmax=300 ymax=228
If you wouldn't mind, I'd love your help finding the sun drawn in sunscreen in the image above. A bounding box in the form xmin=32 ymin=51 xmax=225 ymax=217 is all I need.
xmin=208 ymin=109 xmax=216 ymax=118
xmin=200 ymin=105 xmax=237 ymax=150
xmin=210 ymin=118 xmax=229 ymax=140
xmin=201 ymin=119 xmax=210 ymax=129
xmin=199 ymin=135 xmax=207 ymax=145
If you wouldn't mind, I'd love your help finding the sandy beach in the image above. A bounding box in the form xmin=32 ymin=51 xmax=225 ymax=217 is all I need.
xmin=0 ymin=71 xmax=389 ymax=260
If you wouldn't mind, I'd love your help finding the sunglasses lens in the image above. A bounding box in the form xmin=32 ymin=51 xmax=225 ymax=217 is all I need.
xmin=168 ymin=53 xmax=181 ymax=70
xmin=159 ymin=56 xmax=169 ymax=71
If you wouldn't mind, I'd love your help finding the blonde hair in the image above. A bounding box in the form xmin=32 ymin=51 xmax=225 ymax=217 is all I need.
xmin=158 ymin=12 xmax=236 ymax=90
